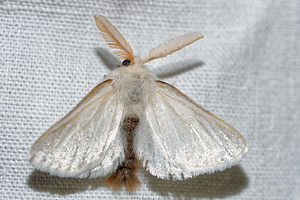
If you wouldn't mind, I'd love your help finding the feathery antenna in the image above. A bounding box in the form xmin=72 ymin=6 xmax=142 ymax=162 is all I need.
xmin=94 ymin=15 xmax=135 ymax=62
xmin=142 ymin=32 xmax=203 ymax=64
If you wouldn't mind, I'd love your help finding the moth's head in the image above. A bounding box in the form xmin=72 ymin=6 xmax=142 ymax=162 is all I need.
xmin=122 ymin=59 xmax=131 ymax=66
xmin=121 ymin=57 xmax=143 ymax=68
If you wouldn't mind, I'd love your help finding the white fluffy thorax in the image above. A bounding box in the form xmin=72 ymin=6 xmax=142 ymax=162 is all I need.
xmin=106 ymin=61 xmax=157 ymax=117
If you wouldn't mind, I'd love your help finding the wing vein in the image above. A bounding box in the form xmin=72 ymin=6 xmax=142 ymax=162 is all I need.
xmin=149 ymin=103 xmax=174 ymax=172
xmin=158 ymin=92 xmax=210 ymax=153
xmin=99 ymin=98 xmax=120 ymax=158
xmin=195 ymin=118 xmax=230 ymax=155
xmin=53 ymin=93 xmax=110 ymax=150
xmin=159 ymin=90 xmax=238 ymax=147
xmin=49 ymin=91 xmax=111 ymax=139
xmin=81 ymin=96 xmax=121 ymax=174
xmin=159 ymin=91 xmax=238 ymax=164
xmin=64 ymin=95 xmax=109 ymax=171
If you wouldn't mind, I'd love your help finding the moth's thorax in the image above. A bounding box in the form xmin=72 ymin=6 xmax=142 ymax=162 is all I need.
xmin=107 ymin=65 xmax=156 ymax=117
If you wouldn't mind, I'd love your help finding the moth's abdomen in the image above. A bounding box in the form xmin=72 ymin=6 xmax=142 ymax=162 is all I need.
xmin=105 ymin=115 xmax=140 ymax=191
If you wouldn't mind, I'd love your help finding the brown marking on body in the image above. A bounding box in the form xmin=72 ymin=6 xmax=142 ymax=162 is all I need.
xmin=105 ymin=114 xmax=140 ymax=191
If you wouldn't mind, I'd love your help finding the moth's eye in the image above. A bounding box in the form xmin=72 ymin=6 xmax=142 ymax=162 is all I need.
xmin=122 ymin=59 xmax=131 ymax=66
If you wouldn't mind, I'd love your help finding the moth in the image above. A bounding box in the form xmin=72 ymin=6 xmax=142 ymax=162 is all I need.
xmin=29 ymin=15 xmax=248 ymax=191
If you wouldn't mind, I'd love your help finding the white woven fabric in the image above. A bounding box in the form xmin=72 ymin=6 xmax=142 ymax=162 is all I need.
xmin=0 ymin=0 xmax=299 ymax=199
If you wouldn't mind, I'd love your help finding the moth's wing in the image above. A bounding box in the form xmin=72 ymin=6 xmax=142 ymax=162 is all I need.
xmin=29 ymin=79 xmax=125 ymax=178
xmin=134 ymin=80 xmax=247 ymax=180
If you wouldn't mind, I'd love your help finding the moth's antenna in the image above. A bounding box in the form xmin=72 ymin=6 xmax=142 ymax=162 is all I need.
xmin=94 ymin=15 xmax=135 ymax=63
xmin=142 ymin=32 xmax=203 ymax=64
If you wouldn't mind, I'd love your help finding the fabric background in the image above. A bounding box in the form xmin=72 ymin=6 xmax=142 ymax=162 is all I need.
xmin=0 ymin=0 xmax=299 ymax=199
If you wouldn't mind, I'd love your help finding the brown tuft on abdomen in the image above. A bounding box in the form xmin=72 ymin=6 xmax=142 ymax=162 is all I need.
xmin=105 ymin=114 xmax=141 ymax=191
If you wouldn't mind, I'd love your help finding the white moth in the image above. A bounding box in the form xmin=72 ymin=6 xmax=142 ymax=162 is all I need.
xmin=29 ymin=15 xmax=247 ymax=191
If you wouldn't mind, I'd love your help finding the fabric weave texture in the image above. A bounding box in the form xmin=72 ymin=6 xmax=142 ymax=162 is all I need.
xmin=0 ymin=0 xmax=299 ymax=199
